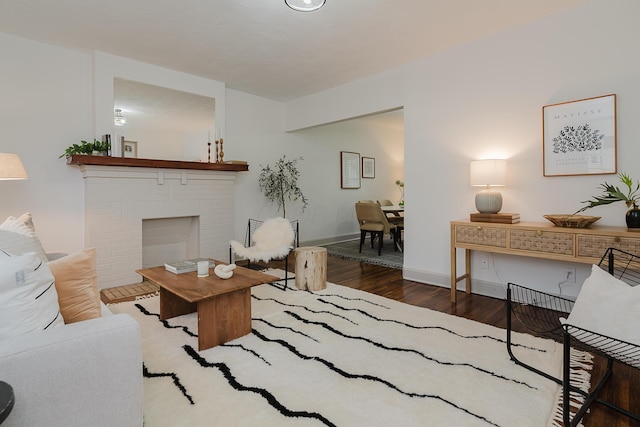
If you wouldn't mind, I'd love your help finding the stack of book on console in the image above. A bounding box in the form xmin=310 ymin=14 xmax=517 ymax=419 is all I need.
xmin=164 ymin=258 xmax=215 ymax=274
xmin=469 ymin=212 xmax=520 ymax=224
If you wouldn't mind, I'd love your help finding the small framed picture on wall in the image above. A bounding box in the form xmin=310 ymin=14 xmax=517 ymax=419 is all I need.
xmin=362 ymin=157 xmax=375 ymax=178
xmin=340 ymin=151 xmax=361 ymax=189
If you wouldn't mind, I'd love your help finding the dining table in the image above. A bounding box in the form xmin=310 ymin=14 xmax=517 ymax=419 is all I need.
xmin=381 ymin=205 xmax=404 ymax=214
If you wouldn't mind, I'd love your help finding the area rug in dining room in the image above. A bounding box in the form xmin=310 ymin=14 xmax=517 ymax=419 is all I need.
xmin=322 ymin=239 xmax=403 ymax=269
xmin=109 ymin=271 xmax=591 ymax=427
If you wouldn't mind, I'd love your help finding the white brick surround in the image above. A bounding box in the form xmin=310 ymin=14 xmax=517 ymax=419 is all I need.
xmin=79 ymin=165 xmax=236 ymax=289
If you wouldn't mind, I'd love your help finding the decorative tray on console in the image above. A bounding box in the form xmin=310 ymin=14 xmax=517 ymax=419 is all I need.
xmin=543 ymin=214 xmax=601 ymax=228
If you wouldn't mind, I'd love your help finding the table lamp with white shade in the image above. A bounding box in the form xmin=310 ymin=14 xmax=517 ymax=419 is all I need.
xmin=470 ymin=159 xmax=506 ymax=214
xmin=0 ymin=153 xmax=28 ymax=180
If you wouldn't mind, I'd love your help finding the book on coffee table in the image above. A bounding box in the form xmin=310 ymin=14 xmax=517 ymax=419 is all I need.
xmin=164 ymin=258 xmax=215 ymax=274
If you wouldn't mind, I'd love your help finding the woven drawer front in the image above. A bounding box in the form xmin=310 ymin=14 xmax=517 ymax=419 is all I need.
xmin=455 ymin=225 xmax=506 ymax=248
xmin=510 ymin=230 xmax=574 ymax=255
xmin=577 ymin=235 xmax=640 ymax=258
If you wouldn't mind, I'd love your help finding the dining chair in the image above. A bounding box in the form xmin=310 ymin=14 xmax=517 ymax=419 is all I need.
xmin=355 ymin=203 xmax=399 ymax=255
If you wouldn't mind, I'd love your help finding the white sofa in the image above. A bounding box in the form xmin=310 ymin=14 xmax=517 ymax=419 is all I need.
xmin=0 ymin=303 xmax=143 ymax=427
xmin=0 ymin=214 xmax=144 ymax=426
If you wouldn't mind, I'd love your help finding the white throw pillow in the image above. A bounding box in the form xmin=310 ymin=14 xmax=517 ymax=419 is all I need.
xmin=565 ymin=264 xmax=640 ymax=346
xmin=0 ymin=212 xmax=36 ymax=237
xmin=0 ymin=229 xmax=48 ymax=262
xmin=0 ymin=251 xmax=64 ymax=339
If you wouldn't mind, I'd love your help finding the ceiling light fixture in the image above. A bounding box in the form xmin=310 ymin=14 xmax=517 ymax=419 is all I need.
xmin=285 ymin=0 xmax=326 ymax=12
xmin=114 ymin=108 xmax=127 ymax=126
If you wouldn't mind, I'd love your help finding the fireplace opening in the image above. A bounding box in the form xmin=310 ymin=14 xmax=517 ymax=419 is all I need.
xmin=142 ymin=216 xmax=199 ymax=267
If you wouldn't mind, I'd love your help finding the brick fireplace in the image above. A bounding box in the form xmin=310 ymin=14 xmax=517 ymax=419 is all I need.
xmin=77 ymin=162 xmax=238 ymax=289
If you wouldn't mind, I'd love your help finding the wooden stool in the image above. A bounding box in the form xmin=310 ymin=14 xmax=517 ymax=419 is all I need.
xmin=294 ymin=246 xmax=327 ymax=291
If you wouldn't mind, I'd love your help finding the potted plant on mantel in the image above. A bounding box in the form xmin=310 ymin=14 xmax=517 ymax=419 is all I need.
xmin=258 ymin=155 xmax=309 ymax=218
xmin=59 ymin=139 xmax=110 ymax=159
xmin=575 ymin=171 xmax=640 ymax=229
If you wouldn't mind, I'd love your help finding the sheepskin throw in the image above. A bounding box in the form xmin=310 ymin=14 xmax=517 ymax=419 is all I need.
xmin=230 ymin=218 xmax=295 ymax=263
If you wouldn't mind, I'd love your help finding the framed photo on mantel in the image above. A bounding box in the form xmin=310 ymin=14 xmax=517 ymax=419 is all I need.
xmin=122 ymin=139 xmax=138 ymax=159
xmin=542 ymin=94 xmax=616 ymax=177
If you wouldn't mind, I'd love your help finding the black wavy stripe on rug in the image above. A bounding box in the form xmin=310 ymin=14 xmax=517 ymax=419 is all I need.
xmin=321 ymin=239 xmax=402 ymax=269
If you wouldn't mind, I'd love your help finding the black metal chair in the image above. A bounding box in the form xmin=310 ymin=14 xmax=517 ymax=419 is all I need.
xmin=506 ymin=248 xmax=640 ymax=426
xmin=229 ymin=218 xmax=299 ymax=287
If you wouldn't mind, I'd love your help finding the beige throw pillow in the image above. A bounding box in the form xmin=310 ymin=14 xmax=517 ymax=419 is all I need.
xmin=48 ymin=248 xmax=102 ymax=324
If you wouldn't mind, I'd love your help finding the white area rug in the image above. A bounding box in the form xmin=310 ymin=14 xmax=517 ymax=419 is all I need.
xmin=110 ymin=271 xmax=591 ymax=427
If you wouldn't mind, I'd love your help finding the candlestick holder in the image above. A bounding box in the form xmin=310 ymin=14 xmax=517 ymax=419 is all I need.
xmin=219 ymin=138 xmax=224 ymax=163
xmin=207 ymin=142 xmax=211 ymax=163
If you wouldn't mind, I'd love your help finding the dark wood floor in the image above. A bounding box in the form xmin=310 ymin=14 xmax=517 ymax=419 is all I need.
xmin=316 ymin=255 xmax=640 ymax=427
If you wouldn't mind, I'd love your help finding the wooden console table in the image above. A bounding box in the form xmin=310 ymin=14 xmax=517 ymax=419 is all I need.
xmin=450 ymin=219 xmax=640 ymax=303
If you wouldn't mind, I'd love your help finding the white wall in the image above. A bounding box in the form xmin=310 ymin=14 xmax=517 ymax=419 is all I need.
xmin=226 ymin=89 xmax=404 ymax=244
xmin=284 ymin=0 xmax=640 ymax=298
xmin=0 ymin=33 xmax=90 ymax=252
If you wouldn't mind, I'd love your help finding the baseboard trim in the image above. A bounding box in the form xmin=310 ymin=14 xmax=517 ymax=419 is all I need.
xmin=301 ymin=234 xmax=359 ymax=247
xmin=402 ymin=267 xmax=506 ymax=300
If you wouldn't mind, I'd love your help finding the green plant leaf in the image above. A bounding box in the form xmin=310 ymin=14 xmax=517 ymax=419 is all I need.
xmin=575 ymin=172 xmax=640 ymax=213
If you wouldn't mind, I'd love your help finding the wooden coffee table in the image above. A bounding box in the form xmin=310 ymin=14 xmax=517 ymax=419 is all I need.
xmin=136 ymin=260 xmax=279 ymax=350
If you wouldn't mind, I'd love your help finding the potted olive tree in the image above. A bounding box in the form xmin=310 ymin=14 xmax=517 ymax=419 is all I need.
xmin=258 ymin=155 xmax=308 ymax=218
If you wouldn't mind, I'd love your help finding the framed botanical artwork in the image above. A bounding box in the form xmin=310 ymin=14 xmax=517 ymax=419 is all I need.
xmin=543 ymin=94 xmax=616 ymax=176
xmin=362 ymin=157 xmax=375 ymax=179
xmin=340 ymin=151 xmax=360 ymax=189
xmin=122 ymin=139 xmax=138 ymax=159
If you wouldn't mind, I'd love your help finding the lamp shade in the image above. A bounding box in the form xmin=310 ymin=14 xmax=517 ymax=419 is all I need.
xmin=0 ymin=153 xmax=28 ymax=180
xmin=470 ymin=159 xmax=507 ymax=187
xmin=285 ymin=0 xmax=326 ymax=12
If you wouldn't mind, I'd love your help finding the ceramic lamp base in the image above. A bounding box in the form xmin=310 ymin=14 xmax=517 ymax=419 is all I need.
xmin=475 ymin=190 xmax=503 ymax=214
